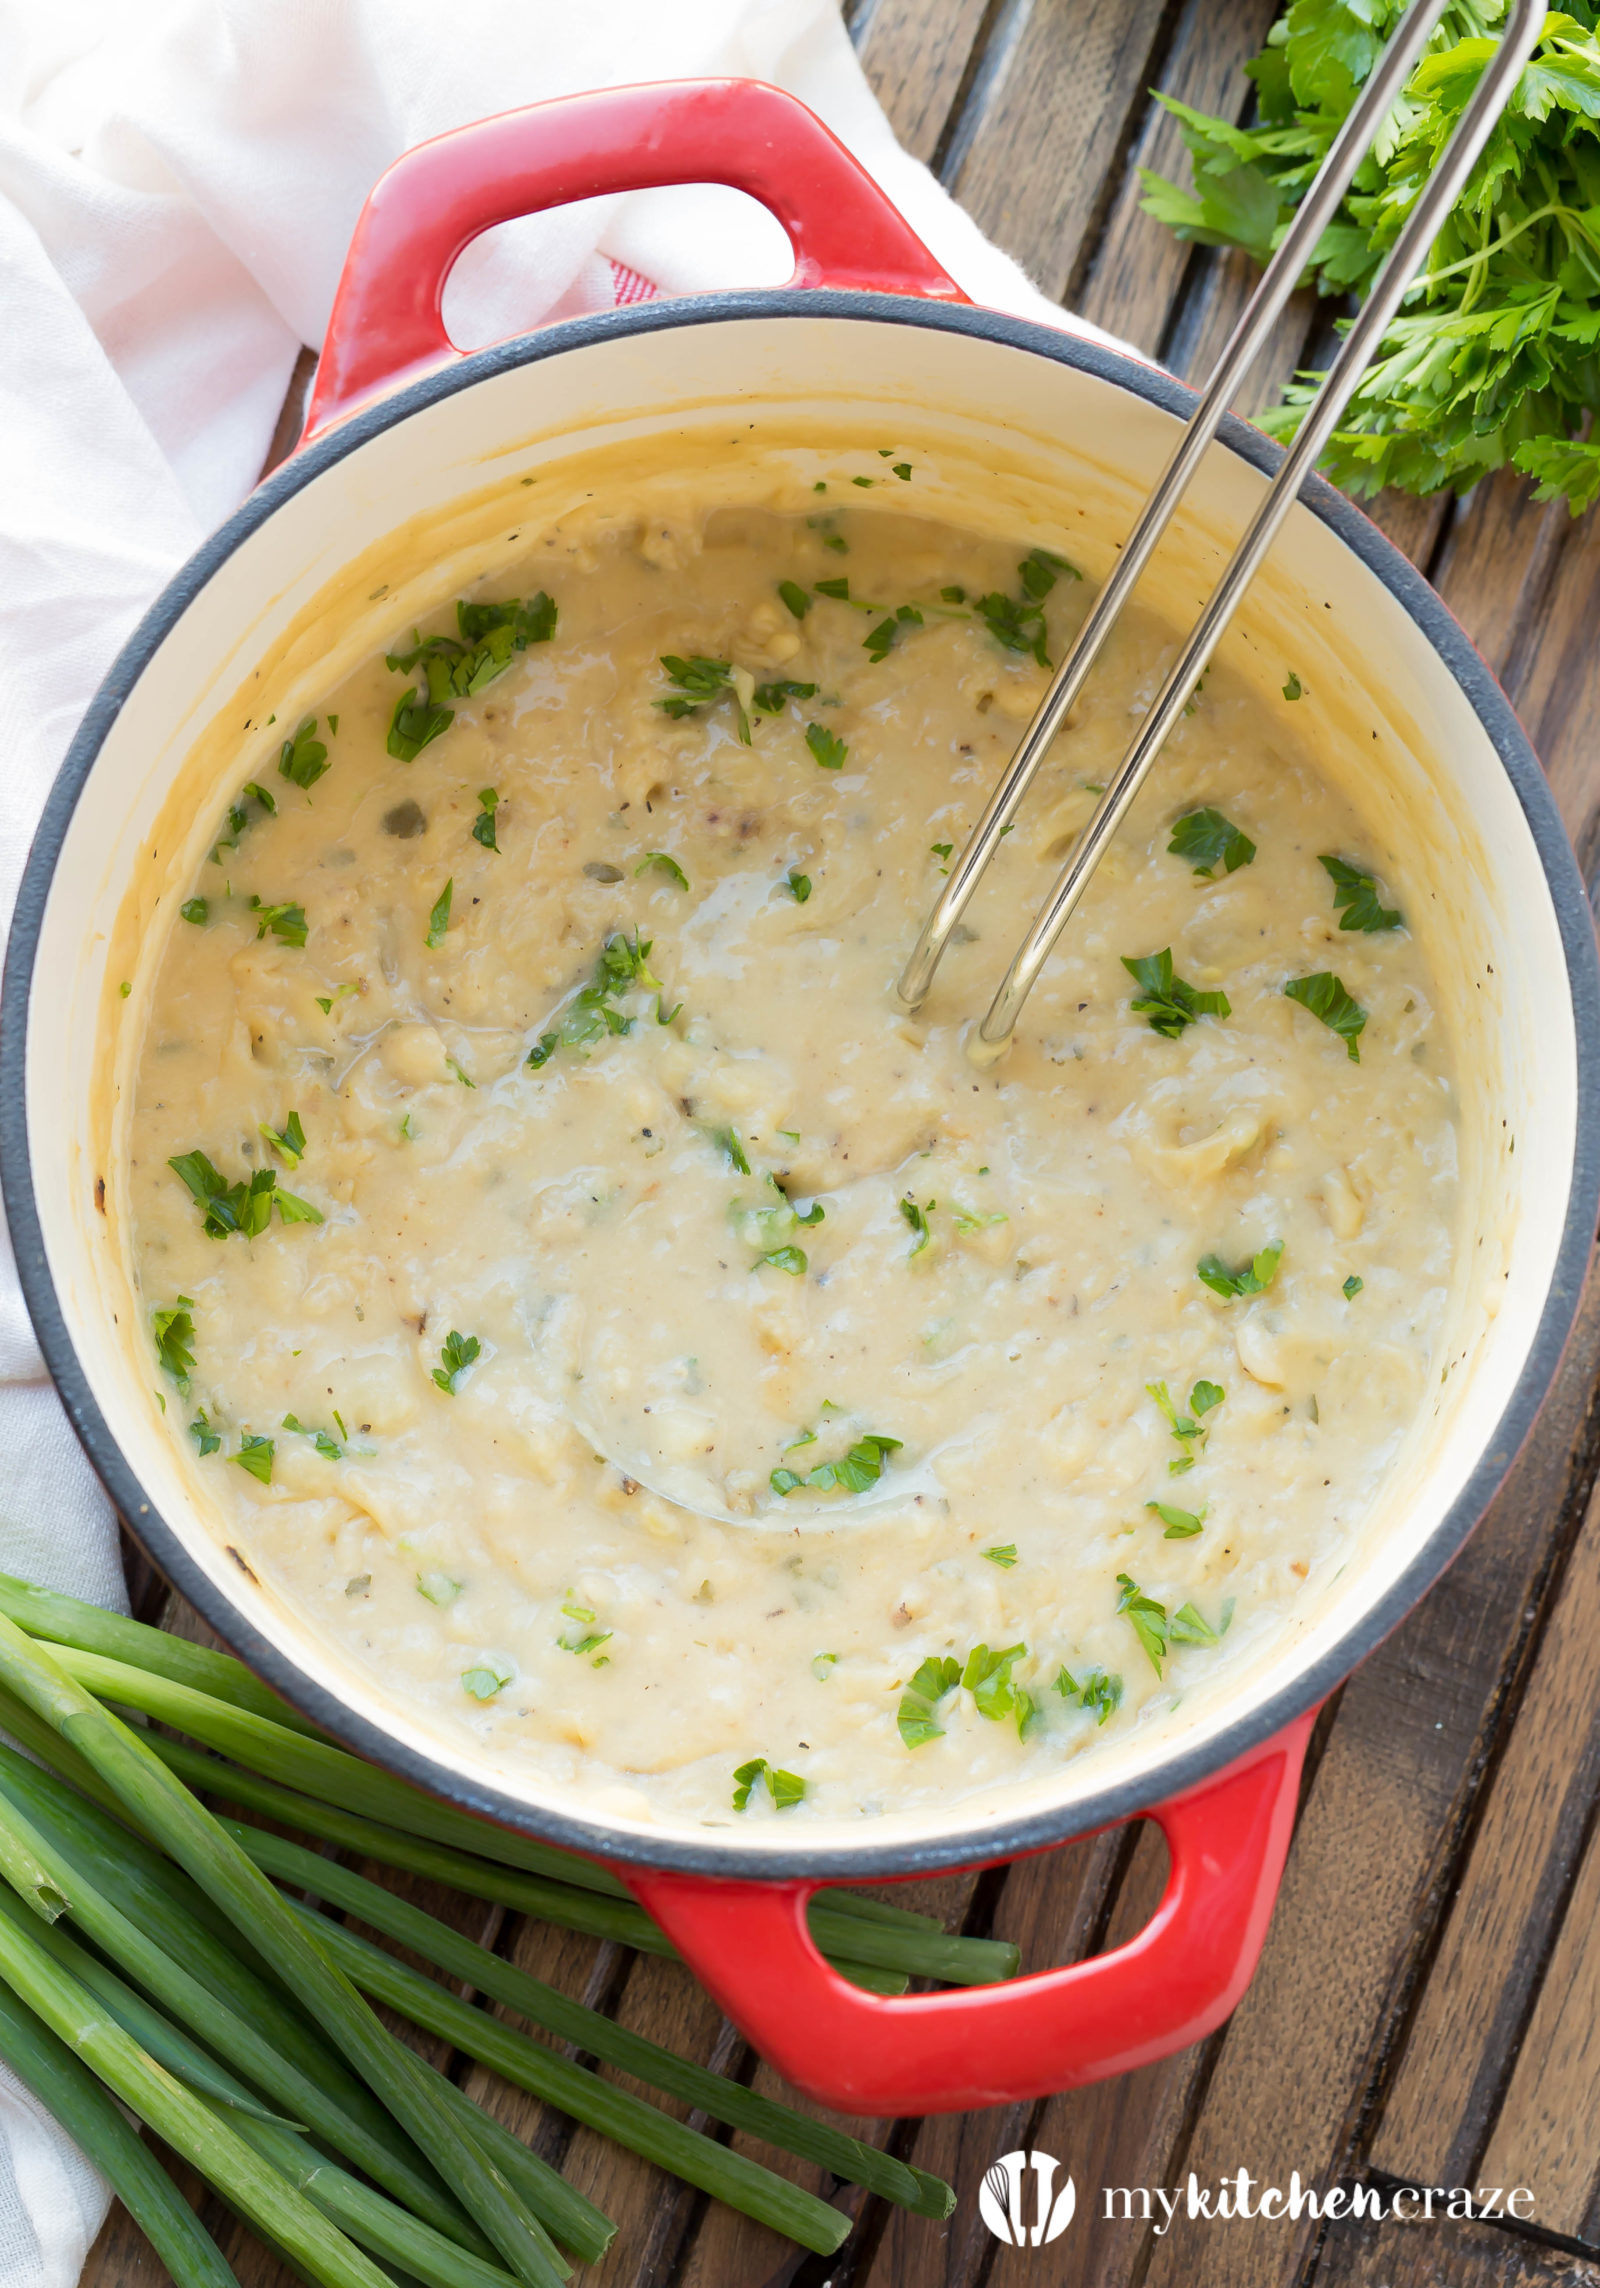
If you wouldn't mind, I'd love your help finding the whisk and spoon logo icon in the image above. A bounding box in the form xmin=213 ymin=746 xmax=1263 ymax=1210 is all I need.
xmin=978 ymin=2149 xmax=1077 ymax=2246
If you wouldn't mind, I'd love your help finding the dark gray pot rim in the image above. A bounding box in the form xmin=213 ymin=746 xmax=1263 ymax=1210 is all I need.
xmin=5 ymin=288 xmax=1597 ymax=1882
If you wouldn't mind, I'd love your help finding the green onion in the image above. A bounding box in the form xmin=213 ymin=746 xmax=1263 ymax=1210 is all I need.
xmin=288 ymin=1902 xmax=851 ymax=2257
xmin=225 ymin=1821 xmax=947 ymax=2217
xmin=0 ymin=1887 xmax=393 ymax=2288
xmin=0 ymin=1616 xmax=565 ymax=2288
xmin=0 ymin=1974 xmax=240 ymax=2288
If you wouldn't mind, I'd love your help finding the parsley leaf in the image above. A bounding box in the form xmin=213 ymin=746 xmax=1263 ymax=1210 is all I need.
xmin=387 ymin=682 xmax=453 ymax=761
xmin=1285 ymin=971 xmax=1367 ymax=1060
xmin=168 ymin=1151 xmax=321 ymax=1238
xmin=417 ymin=1572 xmax=462 ymax=1606
xmin=753 ymin=679 xmax=817 ymax=715
xmin=900 ymin=1195 xmax=935 ymax=1255
xmin=1319 ymin=854 xmax=1401 ymax=933
xmin=1167 ymin=807 xmax=1256 ymax=877
xmin=1197 ymin=1240 xmax=1283 ymax=1300
xmin=718 ymin=1128 xmax=751 ymax=1175
xmin=1121 ymin=947 xmax=1230 ymax=1037
xmin=557 ymin=1593 xmax=612 ymax=1659
xmin=1056 ymin=1665 xmax=1123 ymax=1724
xmin=461 ymin=1658 xmax=513 ymax=1701
xmin=1147 ymin=1378 xmax=1224 ymax=1472
xmin=1344 ymin=1273 xmax=1365 ymax=1300
xmin=532 ymin=931 xmax=666 ymax=1068
xmin=188 ymin=1410 xmax=220 ymax=1458
xmin=805 ymin=722 xmax=848 ymax=771
xmin=385 ymin=597 xmax=556 ymax=759
xmin=657 ymin=655 xmax=751 ymax=743
xmin=248 ymin=898 xmax=307 ymax=947
xmin=234 ymin=1433 xmax=274 ymax=1485
xmin=635 ymin=851 xmax=688 ymax=890
xmin=1147 ymin=1499 xmax=1206 ymax=1539
xmin=898 ymin=1655 xmax=961 ymax=1747
xmin=1116 ymin=1573 xmax=1171 ymax=1676
xmin=785 ymin=868 xmax=811 ymax=902
xmin=180 ymin=898 xmax=208 ymax=926
xmin=982 ymin=1543 xmax=1018 ymax=1567
xmin=778 ymin=580 xmax=810 ymax=619
xmin=425 ymin=879 xmax=453 ymax=949
xmin=278 ymin=718 xmax=329 ymax=790
xmin=258 ymin=1111 xmax=306 ymax=1169
xmin=761 ymin=1244 xmax=808 ymax=1276
xmin=975 ymin=589 xmax=1049 ymax=669
xmin=772 ymin=1431 xmax=902 ymax=1500
xmin=962 ymin=1641 xmax=1029 ymax=1725
xmin=1283 ymin=671 xmax=1303 ymax=701
xmin=472 ymin=788 xmax=500 ymax=852
xmin=432 ymin=1330 xmax=481 ymax=1395
xmin=731 ymin=1758 xmax=807 ymax=1811
xmin=151 ymin=1299 xmax=196 ymax=1392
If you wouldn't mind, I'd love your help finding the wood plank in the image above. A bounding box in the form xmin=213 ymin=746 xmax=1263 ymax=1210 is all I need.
xmin=1362 ymin=488 xmax=1452 ymax=576
xmin=944 ymin=0 xmax=1175 ymax=306
xmin=1497 ymin=493 xmax=1600 ymax=882
xmin=1426 ymin=469 xmax=1567 ymax=687
xmin=851 ymin=0 xmax=994 ymax=166
xmin=1480 ymin=1787 xmax=1600 ymax=2237
xmin=1317 ymin=2203 xmax=1600 ymax=2286
xmin=1076 ymin=0 xmax=1281 ymax=356
xmin=1372 ymin=1475 xmax=1600 ymax=2194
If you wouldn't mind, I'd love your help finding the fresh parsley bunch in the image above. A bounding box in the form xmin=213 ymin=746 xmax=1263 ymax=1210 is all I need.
xmin=1141 ymin=1 xmax=1600 ymax=512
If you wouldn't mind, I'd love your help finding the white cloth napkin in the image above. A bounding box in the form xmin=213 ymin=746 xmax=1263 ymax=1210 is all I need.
xmin=0 ymin=0 xmax=1112 ymax=2272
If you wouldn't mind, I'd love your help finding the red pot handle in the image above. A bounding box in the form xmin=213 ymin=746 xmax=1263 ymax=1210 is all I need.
xmin=622 ymin=1710 xmax=1314 ymax=2115
xmin=304 ymin=77 xmax=964 ymax=442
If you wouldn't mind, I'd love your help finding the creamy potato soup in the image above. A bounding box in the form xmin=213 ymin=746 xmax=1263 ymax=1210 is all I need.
xmin=126 ymin=480 xmax=1456 ymax=1827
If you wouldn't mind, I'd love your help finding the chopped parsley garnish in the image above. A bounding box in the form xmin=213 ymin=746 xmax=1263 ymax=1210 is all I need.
xmin=233 ymin=1433 xmax=274 ymax=1485
xmin=930 ymin=841 xmax=953 ymax=863
xmin=1147 ymin=1378 xmax=1224 ymax=1473
xmin=963 ymin=1642 xmax=1031 ymax=1731
xmin=188 ymin=1410 xmax=220 ymax=1458
xmin=732 ymin=1759 xmax=806 ymax=1811
xmin=211 ymin=781 xmax=276 ymax=861
xmin=1167 ymin=807 xmax=1256 ymax=878
xmin=1283 ymin=672 xmax=1303 ymax=701
xmin=1319 ymin=854 xmax=1401 ymax=934
xmin=974 ymin=548 xmax=1078 ymax=670
xmin=151 ymin=1299 xmax=196 ymax=1392
xmin=982 ymin=1544 xmax=1018 ymax=1567
xmin=953 ymin=1203 xmax=1007 ymax=1235
xmin=718 ymin=1128 xmax=751 ymax=1175
xmin=897 ymin=1655 xmax=961 ymax=1747
xmin=811 ymin=1652 xmax=837 ymax=1680
xmin=530 ymin=931 xmax=665 ymax=1069
xmin=771 ymin=1430 xmax=901 ymax=1499
xmin=805 ymin=723 xmax=848 ymax=771
xmin=258 ymin=1111 xmax=306 ymax=1169
xmin=1121 ymin=947 xmax=1230 ymax=1037
xmin=893 ymin=462 xmax=912 ymax=481
xmin=785 ymin=869 xmax=811 ymax=902
xmin=1147 ymin=1500 xmax=1206 ymax=1539
xmin=822 ymin=533 xmax=848 ymax=553
xmin=900 ymin=1195 xmax=935 ymax=1255
xmin=472 ymin=788 xmax=500 ymax=852
xmin=778 ymin=580 xmax=810 ymax=619
xmin=753 ymin=679 xmax=817 ymax=714
xmin=636 ymin=851 xmax=688 ymax=889
xmin=557 ymin=1594 xmax=612 ymax=1659
xmin=814 ymin=576 xmax=851 ymax=600
xmin=1344 ymin=1274 xmax=1365 ymax=1300
xmin=863 ymin=607 xmax=921 ymax=662
xmin=657 ymin=655 xmax=751 ymax=743
xmin=761 ymin=1244 xmax=808 ymax=1276
xmin=180 ymin=898 xmax=208 ymax=926
xmin=1197 ymin=1240 xmax=1283 ymax=1300
xmin=416 ymin=1572 xmax=462 ymax=1606
xmin=1284 ymin=972 xmax=1367 ymax=1060
xmin=424 ymin=879 xmax=453 ymax=949
xmin=1116 ymin=1573 xmax=1217 ymax=1678
xmin=316 ymin=982 xmax=357 ymax=1016
xmin=1055 ymin=1665 xmax=1123 ymax=1724
xmin=1020 ymin=546 xmax=1079 ymax=598
xmin=168 ymin=1152 xmax=321 ymax=1238
xmin=852 ymin=475 xmax=873 ymax=488
xmin=284 ymin=1415 xmax=343 ymax=1460
xmin=941 ymin=585 xmax=965 ymax=603
xmin=278 ymin=718 xmax=329 ymax=790
xmin=248 ymin=898 xmax=307 ymax=947
xmin=388 ymin=684 xmax=453 ymax=762
xmin=432 ymin=1330 xmax=480 ymax=1395
xmin=461 ymin=1658 xmax=513 ymax=1701
xmin=385 ymin=595 xmax=556 ymax=761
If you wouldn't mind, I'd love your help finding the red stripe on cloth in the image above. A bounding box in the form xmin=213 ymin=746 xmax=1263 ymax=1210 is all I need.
xmin=609 ymin=259 xmax=659 ymax=306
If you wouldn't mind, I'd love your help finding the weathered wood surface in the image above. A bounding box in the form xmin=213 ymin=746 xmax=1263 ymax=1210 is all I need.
xmin=79 ymin=2 xmax=1600 ymax=2283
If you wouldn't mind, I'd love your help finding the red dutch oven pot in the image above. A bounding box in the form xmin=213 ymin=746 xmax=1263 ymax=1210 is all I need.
xmin=5 ymin=80 xmax=1596 ymax=2121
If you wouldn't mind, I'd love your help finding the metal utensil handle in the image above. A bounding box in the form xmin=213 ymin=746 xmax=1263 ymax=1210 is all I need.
xmin=978 ymin=0 xmax=1540 ymax=1050
xmin=896 ymin=0 xmax=1454 ymax=1015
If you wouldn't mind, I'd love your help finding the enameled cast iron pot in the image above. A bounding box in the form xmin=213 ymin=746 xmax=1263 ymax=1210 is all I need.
xmin=5 ymin=81 xmax=1599 ymax=2119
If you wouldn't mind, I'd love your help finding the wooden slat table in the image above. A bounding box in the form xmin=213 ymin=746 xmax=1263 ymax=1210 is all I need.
xmin=81 ymin=4 xmax=1600 ymax=2283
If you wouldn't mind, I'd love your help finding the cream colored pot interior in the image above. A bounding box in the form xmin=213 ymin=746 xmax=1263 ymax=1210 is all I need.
xmin=24 ymin=314 xmax=1571 ymax=1862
